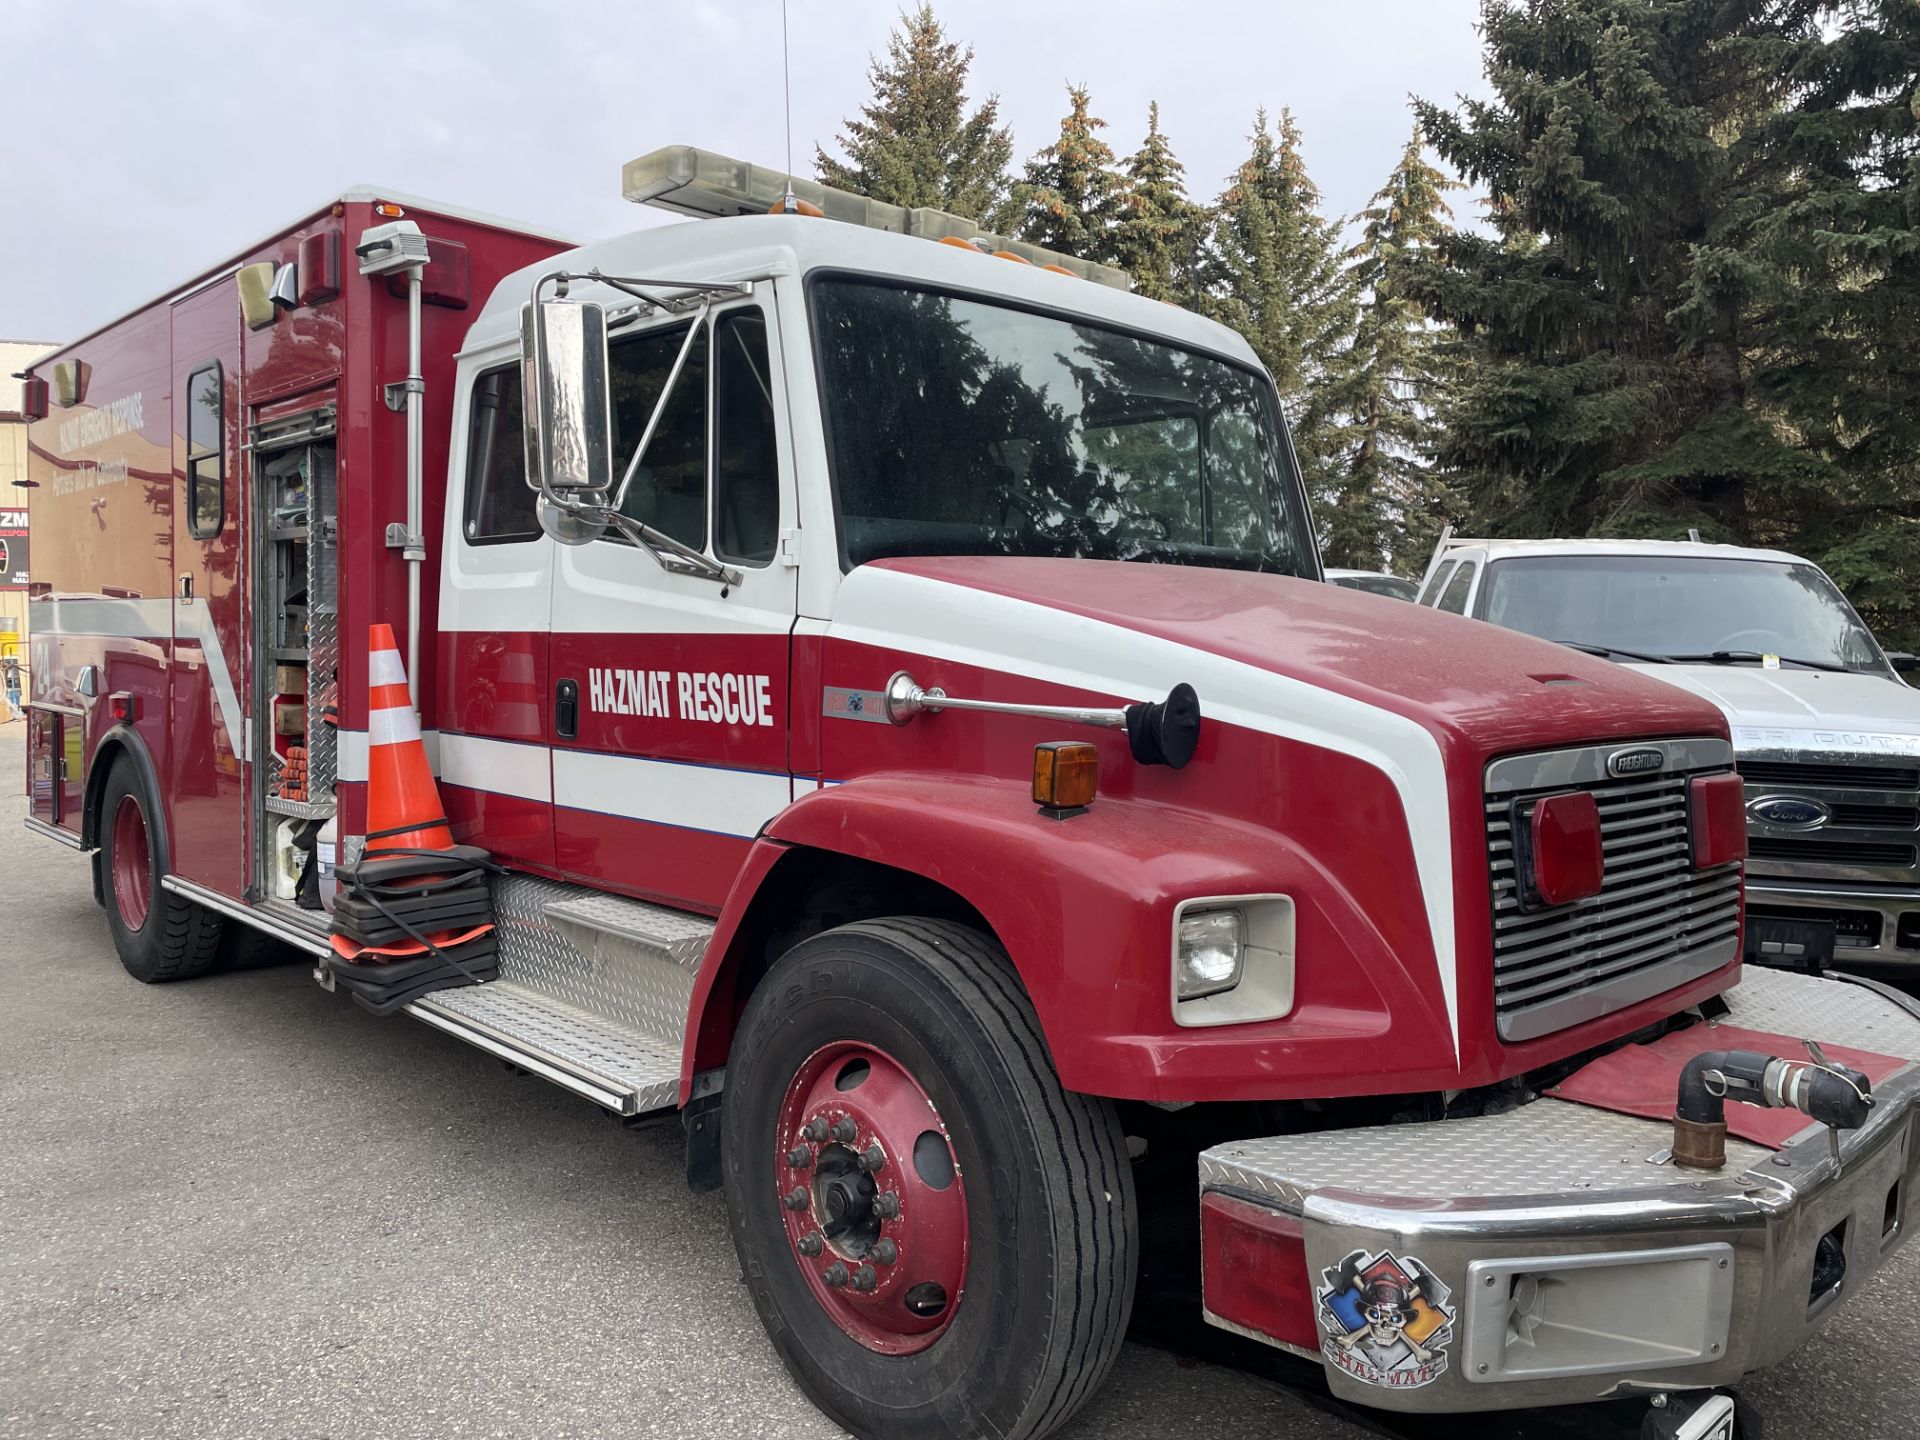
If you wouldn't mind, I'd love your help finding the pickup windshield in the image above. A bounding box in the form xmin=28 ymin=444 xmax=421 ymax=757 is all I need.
xmin=812 ymin=277 xmax=1315 ymax=575
xmin=1481 ymin=554 xmax=1890 ymax=675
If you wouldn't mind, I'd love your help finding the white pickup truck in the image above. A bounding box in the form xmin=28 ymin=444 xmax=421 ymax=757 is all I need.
xmin=1418 ymin=535 xmax=1920 ymax=973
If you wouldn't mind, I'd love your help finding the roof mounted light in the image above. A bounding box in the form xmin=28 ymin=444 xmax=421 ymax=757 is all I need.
xmin=622 ymin=144 xmax=1131 ymax=291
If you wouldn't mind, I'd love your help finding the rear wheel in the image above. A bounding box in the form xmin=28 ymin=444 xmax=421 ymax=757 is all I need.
xmin=723 ymin=918 xmax=1136 ymax=1440
xmin=98 ymin=757 xmax=223 ymax=983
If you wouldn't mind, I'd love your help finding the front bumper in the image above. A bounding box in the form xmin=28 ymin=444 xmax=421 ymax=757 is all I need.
xmin=1747 ymin=877 xmax=1920 ymax=969
xmin=1197 ymin=967 xmax=1920 ymax=1411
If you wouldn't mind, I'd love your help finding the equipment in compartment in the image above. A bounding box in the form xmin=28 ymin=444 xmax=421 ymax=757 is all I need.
xmin=258 ymin=433 xmax=338 ymax=906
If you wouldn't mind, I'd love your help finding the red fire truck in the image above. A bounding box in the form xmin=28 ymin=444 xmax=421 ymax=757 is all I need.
xmin=22 ymin=146 xmax=1920 ymax=1440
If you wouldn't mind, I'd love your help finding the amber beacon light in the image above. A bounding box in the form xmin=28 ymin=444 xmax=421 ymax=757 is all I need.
xmin=1033 ymin=742 xmax=1099 ymax=818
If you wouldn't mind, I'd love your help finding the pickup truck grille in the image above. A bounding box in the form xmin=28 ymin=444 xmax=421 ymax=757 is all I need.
xmin=1485 ymin=739 xmax=1742 ymax=1043
xmin=1737 ymin=739 xmax=1920 ymax=886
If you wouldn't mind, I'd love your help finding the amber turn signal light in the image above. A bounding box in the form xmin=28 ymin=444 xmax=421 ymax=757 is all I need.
xmin=1033 ymin=742 xmax=1098 ymax=817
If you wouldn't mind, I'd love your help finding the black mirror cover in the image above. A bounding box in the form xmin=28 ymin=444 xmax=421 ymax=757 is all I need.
xmin=1125 ymin=683 xmax=1201 ymax=769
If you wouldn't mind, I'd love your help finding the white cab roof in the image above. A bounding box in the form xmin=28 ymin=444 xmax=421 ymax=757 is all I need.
xmin=463 ymin=215 xmax=1267 ymax=370
xmin=1450 ymin=537 xmax=1809 ymax=567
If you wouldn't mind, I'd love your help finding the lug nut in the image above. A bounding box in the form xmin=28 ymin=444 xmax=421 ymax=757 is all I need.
xmin=873 ymin=1192 xmax=901 ymax=1220
xmin=783 ymin=1186 xmax=810 ymax=1211
xmin=851 ymin=1264 xmax=878 ymax=1293
xmin=872 ymin=1238 xmax=898 ymax=1265
xmin=831 ymin=1117 xmax=858 ymax=1143
xmin=797 ymin=1232 xmax=824 ymax=1257
xmin=822 ymin=1262 xmax=849 ymax=1288
xmin=787 ymin=1146 xmax=812 ymax=1168
xmin=858 ymin=1144 xmax=886 ymax=1173
xmin=802 ymin=1118 xmax=829 ymax=1143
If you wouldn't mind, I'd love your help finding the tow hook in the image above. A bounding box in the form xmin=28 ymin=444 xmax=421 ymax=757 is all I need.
xmin=1672 ymin=1040 xmax=1874 ymax=1171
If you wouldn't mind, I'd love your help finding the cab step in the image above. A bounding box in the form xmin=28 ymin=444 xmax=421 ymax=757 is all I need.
xmin=408 ymin=981 xmax=681 ymax=1116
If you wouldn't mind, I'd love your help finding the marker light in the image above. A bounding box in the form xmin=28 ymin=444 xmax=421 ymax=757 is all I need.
xmin=1177 ymin=907 xmax=1245 ymax=1000
xmin=1032 ymin=741 xmax=1098 ymax=816
xmin=373 ymin=201 xmax=406 ymax=219
xmin=1690 ymin=773 xmax=1749 ymax=869
xmin=1526 ymin=791 xmax=1605 ymax=908
xmin=108 ymin=691 xmax=139 ymax=723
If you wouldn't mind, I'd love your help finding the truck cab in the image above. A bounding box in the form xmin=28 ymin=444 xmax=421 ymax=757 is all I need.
xmin=1422 ymin=535 xmax=1920 ymax=973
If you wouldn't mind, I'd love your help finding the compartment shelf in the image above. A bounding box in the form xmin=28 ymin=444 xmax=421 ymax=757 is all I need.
xmin=265 ymin=795 xmax=336 ymax=820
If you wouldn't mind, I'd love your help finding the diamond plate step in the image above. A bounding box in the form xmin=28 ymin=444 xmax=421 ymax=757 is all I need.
xmin=408 ymin=980 xmax=680 ymax=1116
xmin=543 ymin=892 xmax=714 ymax=970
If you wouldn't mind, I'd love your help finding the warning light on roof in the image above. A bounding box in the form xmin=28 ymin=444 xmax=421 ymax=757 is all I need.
xmin=622 ymin=145 xmax=1131 ymax=290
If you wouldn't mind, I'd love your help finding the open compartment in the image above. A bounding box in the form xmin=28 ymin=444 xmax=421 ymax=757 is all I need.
xmin=252 ymin=407 xmax=338 ymax=912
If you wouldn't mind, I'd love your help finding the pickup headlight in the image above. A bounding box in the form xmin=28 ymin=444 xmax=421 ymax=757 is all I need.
xmin=1176 ymin=907 xmax=1246 ymax=1000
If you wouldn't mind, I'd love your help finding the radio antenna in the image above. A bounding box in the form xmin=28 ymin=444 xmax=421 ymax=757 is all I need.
xmin=780 ymin=0 xmax=798 ymax=213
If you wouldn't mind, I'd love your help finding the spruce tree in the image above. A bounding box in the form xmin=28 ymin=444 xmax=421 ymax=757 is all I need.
xmin=1737 ymin=0 xmax=1920 ymax=645
xmin=1009 ymin=85 xmax=1126 ymax=260
xmin=1207 ymin=109 xmax=1359 ymax=518
xmin=1331 ymin=127 xmax=1462 ymax=572
xmin=814 ymin=3 xmax=1014 ymax=223
xmin=1408 ymin=0 xmax=1822 ymax=543
xmin=1112 ymin=102 xmax=1205 ymax=303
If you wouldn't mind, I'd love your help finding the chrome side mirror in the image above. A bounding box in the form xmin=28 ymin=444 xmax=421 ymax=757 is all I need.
xmin=520 ymin=299 xmax=613 ymax=495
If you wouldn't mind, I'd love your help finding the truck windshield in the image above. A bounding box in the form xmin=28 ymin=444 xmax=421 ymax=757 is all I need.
xmin=812 ymin=277 xmax=1314 ymax=575
xmin=1482 ymin=555 xmax=1890 ymax=675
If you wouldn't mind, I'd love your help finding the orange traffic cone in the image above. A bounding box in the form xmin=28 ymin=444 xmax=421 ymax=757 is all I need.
xmin=364 ymin=624 xmax=454 ymax=855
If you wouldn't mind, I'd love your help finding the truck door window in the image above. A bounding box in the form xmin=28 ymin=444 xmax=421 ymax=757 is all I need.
xmin=463 ymin=364 xmax=537 ymax=544
xmin=185 ymin=360 xmax=223 ymax=539
xmin=713 ymin=311 xmax=778 ymax=565
xmin=612 ymin=321 xmax=707 ymax=553
xmin=1436 ymin=561 xmax=1476 ymax=614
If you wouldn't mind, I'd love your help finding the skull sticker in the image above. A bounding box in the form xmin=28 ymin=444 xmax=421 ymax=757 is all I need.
xmin=1317 ymin=1248 xmax=1455 ymax=1389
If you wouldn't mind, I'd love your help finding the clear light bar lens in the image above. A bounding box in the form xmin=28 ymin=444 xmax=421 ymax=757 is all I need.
xmin=1177 ymin=907 xmax=1245 ymax=1000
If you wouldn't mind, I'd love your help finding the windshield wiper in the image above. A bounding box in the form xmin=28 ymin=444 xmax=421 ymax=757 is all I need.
xmin=1660 ymin=650 xmax=1851 ymax=673
xmin=1549 ymin=639 xmax=1672 ymax=664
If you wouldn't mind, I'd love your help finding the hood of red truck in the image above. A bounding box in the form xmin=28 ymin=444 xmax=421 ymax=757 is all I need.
xmin=871 ymin=556 xmax=1726 ymax=754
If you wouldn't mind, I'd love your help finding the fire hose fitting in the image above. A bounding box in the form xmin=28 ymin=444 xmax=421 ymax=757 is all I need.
xmin=1672 ymin=1047 xmax=1873 ymax=1170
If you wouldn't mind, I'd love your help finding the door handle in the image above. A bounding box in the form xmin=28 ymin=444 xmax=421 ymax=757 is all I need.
xmin=555 ymin=678 xmax=579 ymax=740
xmin=178 ymin=573 xmax=194 ymax=605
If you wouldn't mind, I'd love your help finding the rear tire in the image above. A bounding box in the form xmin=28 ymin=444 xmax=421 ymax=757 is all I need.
xmin=723 ymin=918 xmax=1136 ymax=1440
xmin=98 ymin=756 xmax=223 ymax=983
xmin=216 ymin=923 xmax=300 ymax=972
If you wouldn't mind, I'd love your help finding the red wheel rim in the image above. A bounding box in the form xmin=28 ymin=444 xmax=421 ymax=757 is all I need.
xmin=775 ymin=1042 xmax=969 ymax=1354
xmin=111 ymin=793 xmax=153 ymax=932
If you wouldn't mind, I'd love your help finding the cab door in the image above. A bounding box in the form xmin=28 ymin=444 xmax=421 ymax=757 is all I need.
xmin=548 ymin=297 xmax=797 ymax=911
xmin=168 ymin=283 xmax=248 ymax=897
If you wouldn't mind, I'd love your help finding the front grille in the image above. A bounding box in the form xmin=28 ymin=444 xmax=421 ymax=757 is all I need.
xmin=1486 ymin=739 xmax=1742 ymax=1043
xmin=1750 ymin=837 xmax=1917 ymax=868
xmin=1740 ymin=760 xmax=1920 ymax=792
xmin=1739 ymin=745 xmax=1920 ymax=884
xmin=1830 ymin=803 xmax=1920 ymax=830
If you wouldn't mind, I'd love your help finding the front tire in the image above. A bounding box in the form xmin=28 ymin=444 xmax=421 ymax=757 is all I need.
xmin=98 ymin=756 xmax=223 ymax=983
xmin=723 ymin=918 xmax=1136 ymax=1440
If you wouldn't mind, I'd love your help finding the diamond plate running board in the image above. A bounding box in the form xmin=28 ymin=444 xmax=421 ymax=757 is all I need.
xmin=407 ymin=981 xmax=681 ymax=1116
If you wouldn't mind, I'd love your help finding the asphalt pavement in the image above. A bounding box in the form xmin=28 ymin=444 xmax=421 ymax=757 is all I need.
xmin=0 ymin=718 xmax=1913 ymax=1439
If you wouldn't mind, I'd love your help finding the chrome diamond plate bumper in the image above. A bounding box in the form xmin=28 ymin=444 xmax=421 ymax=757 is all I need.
xmin=1198 ymin=969 xmax=1920 ymax=1411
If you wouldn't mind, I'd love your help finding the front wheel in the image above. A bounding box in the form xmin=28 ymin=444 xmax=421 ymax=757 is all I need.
xmin=723 ymin=918 xmax=1136 ymax=1440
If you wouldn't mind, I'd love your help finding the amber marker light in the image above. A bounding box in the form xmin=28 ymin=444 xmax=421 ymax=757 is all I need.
xmin=1033 ymin=741 xmax=1099 ymax=819
xmin=373 ymin=201 xmax=406 ymax=218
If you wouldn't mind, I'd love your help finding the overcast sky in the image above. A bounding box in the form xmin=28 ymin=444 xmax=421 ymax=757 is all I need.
xmin=1 ymin=0 xmax=1491 ymax=343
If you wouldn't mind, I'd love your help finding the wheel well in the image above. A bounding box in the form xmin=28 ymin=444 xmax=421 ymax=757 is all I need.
xmin=690 ymin=847 xmax=992 ymax=1076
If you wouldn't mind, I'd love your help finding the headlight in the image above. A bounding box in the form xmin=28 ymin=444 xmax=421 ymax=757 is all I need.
xmin=1176 ymin=907 xmax=1245 ymax=1000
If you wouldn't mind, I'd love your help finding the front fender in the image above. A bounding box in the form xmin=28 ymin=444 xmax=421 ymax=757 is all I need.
xmin=686 ymin=773 xmax=1458 ymax=1105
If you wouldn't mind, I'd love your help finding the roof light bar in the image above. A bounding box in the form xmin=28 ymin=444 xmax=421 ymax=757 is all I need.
xmin=622 ymin=145 xmax=1131 ymax=291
